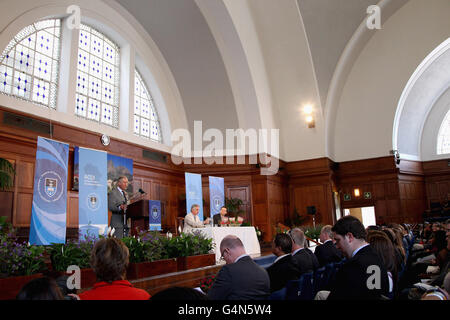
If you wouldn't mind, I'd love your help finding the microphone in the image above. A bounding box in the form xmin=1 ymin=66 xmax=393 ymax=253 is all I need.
xmin=138 ymin=188 xmax=146 ymax=194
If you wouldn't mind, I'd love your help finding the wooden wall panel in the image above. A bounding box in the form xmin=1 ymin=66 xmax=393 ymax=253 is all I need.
xmin=67 ymin=194 xmax=79 ymax=228
xmin=0 ymin=108 xmax=445 ymax=240
xmin=0 ymin=191 xmax=13 ymax=222
xmin=15 ymin=193 xmax=32 ymax=226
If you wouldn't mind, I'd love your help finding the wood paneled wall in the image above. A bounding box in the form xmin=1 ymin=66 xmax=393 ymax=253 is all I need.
xmin=423 ymin=159 xmax=450 ymax=206
xmin=0 ymin=107 xmax=448 ymax=242
xmin=286 ymin=158 xmax=336 ymax=227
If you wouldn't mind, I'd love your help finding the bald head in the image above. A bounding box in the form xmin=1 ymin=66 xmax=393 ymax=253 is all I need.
xmin=220 ymin=235 xmax=246 ymax=264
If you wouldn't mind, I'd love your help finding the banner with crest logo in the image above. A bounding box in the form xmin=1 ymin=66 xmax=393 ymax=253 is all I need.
xmin=149 ymin=200 xmax=161 ymax=231
xmin=29 ymin=137 xmax=69 ymax=245
xmin=209 ymin=176 xmax=224 ymax=224
xmin=78 ymin=147 xmax=108 ymax=239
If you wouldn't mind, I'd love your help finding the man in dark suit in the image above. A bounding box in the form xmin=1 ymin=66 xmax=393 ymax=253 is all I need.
xmin=290 ymin=228 xmax=319 ymax=274
xmin=266 ymin=233 xmax=301 ymax=292
xmin=107 ymin=176 xmax=129 ymax=239
xmin=314 ymin=225 xmax=343 ymax=266
xmin=207 ymin=235 xmax=270 ymax=300
xmin=213 ymin=206 xmax=228 ymax=226
xmin=327 ymin=216 xmax=389 ymax=300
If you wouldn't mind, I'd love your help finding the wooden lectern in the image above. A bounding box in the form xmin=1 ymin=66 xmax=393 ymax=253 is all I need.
xmin=126 ymin=199 xmax=149 ymax=236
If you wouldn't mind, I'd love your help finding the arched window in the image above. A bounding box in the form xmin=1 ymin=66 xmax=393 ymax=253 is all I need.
xmin=75 ymin=24 xmax=120 ymax=127
xmin=437 ymin=109 xmax=450 ymax=155
xmin=0 ymin=19 xmax=61 ymax=108
xmin=134 ymin=70 xmax=162 ymax=142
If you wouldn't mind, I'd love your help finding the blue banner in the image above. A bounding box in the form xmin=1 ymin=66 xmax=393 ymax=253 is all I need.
xmin=29 ymin=137 xmax=69 ymax=245
xmin=149 ymin=200 xmax=161 ymax=231
xmin=209 ymin=176 xmax=224 ymax=221
xmin=78 ymin=147 xmax=108 ymax=239
xmin=185 ymin=172 xmax=204 ymax=221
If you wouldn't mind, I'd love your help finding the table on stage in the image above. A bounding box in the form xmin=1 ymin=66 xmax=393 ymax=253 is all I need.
xmin=197 ymin=226 xmax=261 ymax=263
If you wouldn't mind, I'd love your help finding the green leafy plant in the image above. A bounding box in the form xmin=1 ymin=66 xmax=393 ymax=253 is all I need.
xmin=122 ymin=231 xmax=167 ymax=263
xmin=303 ymin=224 xmax=323 ymax=241
xmin=0 ymin=158 xmax=15 ymax=191
xmin=162 ymin=231 xmax=214 ymax=258
xmin=0 ymin=220 xmax=47 ymax=277
xmin=48 ymin=233 xmax=98 ymax=271
xmin=225 ymin=197 xmax=244 ymax=219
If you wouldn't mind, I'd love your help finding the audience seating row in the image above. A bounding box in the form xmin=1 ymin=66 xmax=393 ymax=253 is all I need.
xmin=268 ymin=260 xmax=345 ymax=300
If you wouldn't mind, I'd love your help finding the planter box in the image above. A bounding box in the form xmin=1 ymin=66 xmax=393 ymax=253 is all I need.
xmin=0 ymin=273 xmax=43 ymax=300
xmin=177 ymin=253 xmax=216 ymax=271
xmin=126 ymin=258 xmax=177 ymax=280
xmin=45 ymin=268 xmax=97 ymax=289
xmin=80 ymin=268 xmax=97 ymax=289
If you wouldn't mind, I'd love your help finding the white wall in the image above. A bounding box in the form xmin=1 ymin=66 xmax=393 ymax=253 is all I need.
xmin=421 ymin=87 xmax=450 ymax=160
xmin=332 ymin=0 xmax=450 ymax=162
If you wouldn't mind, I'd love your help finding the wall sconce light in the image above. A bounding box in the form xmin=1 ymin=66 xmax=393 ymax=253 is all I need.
xmin=354 ymin=188 xmax=360 ymax=197
xmin=303 ymin=104 xmax=315 ymax=128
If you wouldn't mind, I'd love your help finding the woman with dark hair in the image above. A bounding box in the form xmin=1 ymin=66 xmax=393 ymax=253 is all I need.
xmin=367 ymin=231 xmax=398 ymax=298
xmin=16 ymin=277 xmax=64 ymax=300
xmin=78 ymin=237 xmax=150 ymax=300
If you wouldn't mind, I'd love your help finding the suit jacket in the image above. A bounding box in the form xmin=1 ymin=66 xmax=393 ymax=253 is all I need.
xmin=213 ymin=214 xmax=223 ymax=226
xmin=183 ymin=212 xmax=205 ymax=234
xmin=292 ymin=248 xmax=319 ymax=275
xmin=314 ymin=240 xmax=343 ymax=267
xmin=327 ymin=245 xmax=390 ymax=300
xmin=266 ymin=254 xmax=301 ymax=292
xmin=108 ymin=187 xmax=128 ymax=215
xmin=208 ymin=255 xmax=270 ymax=300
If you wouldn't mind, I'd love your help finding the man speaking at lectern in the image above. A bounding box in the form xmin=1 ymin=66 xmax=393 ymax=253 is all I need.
xmin=108 ymin=176 xmax=129 ymax=239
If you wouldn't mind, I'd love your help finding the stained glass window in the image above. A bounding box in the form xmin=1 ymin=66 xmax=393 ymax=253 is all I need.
xmin=437 ymin=109 xmax=450 ymax=155
xmin=75 ymin=24 xmax=119 ymax=128
xmin=0 ymin=19 xmax=61 ymax=108
xmin=134 ymin=70 xmax=162 ymax=142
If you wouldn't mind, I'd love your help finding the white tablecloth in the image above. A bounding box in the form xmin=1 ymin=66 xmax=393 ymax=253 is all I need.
xmin=197 ymin=226 xmax=261 ymax=263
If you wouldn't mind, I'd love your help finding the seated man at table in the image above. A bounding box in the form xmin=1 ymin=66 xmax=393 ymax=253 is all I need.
xmin=183 ymin=204 xmax=210 ymax=234
xmin=207 ymin=235 xmax=270 ymax=300
xmin=213 ymin=206 xmax=229 ymax=226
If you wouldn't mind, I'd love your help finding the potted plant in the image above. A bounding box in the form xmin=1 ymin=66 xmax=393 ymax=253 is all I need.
xmin=163 ymin=231 xmax=215 ymax=271
xmin=0 ymin=158 xmax=15 ymax=191
xmin=225 ymin=197 xmax=244 ymax=220
xmin=123 ymin=231 xmax=177 ymax=280
xmin=0 ymin=218 xmax=47 ymax=299
xmin=47 ymin=232 xmax=98 ymax=289
xmin=303 ymin=224 xmax=323 ymax=242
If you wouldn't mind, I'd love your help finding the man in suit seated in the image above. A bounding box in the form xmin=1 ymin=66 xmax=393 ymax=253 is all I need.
xmin=326 ymin=216 xmax=389 ymax=300
xmin=266 ymin=233 xmax=301 ymax=292
xmin=290 ymin=228 xmax=319 ymax=274
xmin=183 ymin=204 xmax=210 ymax=234
xmin=213 ymin=206 xmax=228 ymax=226
xmin=314 ymin=225 xmax=343 ymax=267
xmin=207 ymin=235 xmax=270 ymax=300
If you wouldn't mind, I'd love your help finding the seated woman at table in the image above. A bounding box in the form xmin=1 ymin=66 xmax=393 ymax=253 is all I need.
xmin=213 ymin=206 xmax=229 ymax=226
